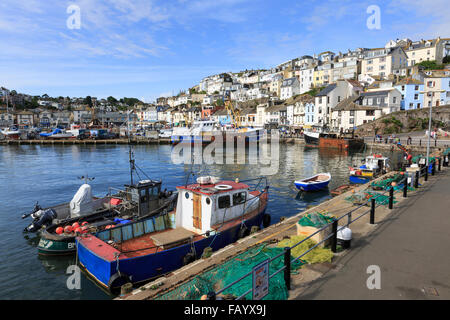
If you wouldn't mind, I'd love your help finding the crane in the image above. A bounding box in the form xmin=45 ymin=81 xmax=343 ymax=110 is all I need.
xmin=224 ymin=99 xmax=241 ymax=129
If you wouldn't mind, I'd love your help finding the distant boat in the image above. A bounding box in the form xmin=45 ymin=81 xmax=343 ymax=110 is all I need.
xmin=294 ymin=172 xmax=331 ymax=191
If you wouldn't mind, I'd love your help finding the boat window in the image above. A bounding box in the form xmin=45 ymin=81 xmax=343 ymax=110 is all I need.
xmin=151 ymin=186 xmax=160 ymax=197
xmin=185 ymin=192 xmax=190 ymax=199
xmin=205 ymin=197 xmax=211 ymax=205
xmin=233 ymin=192 xmax=247 ymax=205
xmin=140 ymin=189 xmax=147 ymax=203
xmin=218 ymin=195 xmax=231 ymax=209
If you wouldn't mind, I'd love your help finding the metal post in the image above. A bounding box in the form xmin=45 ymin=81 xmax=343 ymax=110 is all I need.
xmin=432 ymin=161 xmax=436 ymax=176
xmin=389 ymin=187 xmax=394 ymax=210
xmin=415 ymin=171 xmax=419 ymax=188
xmin=425 ymin=166 xmax=428 ymax=181
xmin=403 ymin=178 xmax=408 ymax=198
xmin=438 ymin=158 xmax=441 ymax=171
xmin=370 ymin=198 xmax=375 ymax=224
xmin=284 ymin=247 xmax=291 ymax=290
xmin=207 ymin=291 xmax=216 ymax=300
xmin=420 ymin=139 xmax=421 ymax=146
xmin=331 ymin=220 xmax=338 ymax=253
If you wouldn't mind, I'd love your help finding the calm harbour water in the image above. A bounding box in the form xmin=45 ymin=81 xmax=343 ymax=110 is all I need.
xmin=0 ymin=143 xmax=402 ymax=299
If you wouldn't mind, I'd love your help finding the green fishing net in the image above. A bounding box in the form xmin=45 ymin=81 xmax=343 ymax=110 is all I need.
xmin=298 ymin=212 xmax=335 ymax=228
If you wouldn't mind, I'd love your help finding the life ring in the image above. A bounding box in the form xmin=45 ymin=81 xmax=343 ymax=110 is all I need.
xmin=215 ymin=184 xmax=233 ymax=191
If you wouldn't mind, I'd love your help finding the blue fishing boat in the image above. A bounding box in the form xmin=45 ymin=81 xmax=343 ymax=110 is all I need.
xmin=76 ymin=176 xmax=270 ymax=292
xmin=294 ymin=173 xmax=331 ymax=192
xmin=349 ymin=175 xmax=371 ymax=184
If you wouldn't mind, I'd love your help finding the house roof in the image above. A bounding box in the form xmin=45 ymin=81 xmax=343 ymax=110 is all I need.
xmin=282 ymin=94 xmax=314 ymax=105
xmin=316 ymin=84 xmax=337 ymax=97
xmin=395 ymin=77 xmax=423 ymax=86
xmin=334 ymin=96 xmax=382 ymax=111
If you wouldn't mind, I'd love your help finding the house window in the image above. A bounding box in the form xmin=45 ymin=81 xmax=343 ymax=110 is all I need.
xmin=349 ymin=118 xmax=354 ymax=124
xmin=414 ymin=94 xmax=419 ymax=100
xmin=350 ymin=111 xmax=355 ymax=116
xmin=393 ymin=97 xmax=397 ymax=104
xmin=366 ymin=110 xmax=374 ymax=116
xmin=415 ymin=85 xmax=419 ymax=90
xmin=401 ymin=85 xmax=405 ymax=91
xmin=218 ymin=195 xmax=231 ymax=209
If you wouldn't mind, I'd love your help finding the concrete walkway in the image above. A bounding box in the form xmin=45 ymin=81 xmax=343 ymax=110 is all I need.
xmin=293 ymin=168 xmax=450 ymax=300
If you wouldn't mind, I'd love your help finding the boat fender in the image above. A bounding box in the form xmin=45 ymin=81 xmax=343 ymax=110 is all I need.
xmin=182 ymin=252 xmax=196 ymax=266
xmin=108 ymin=272 xmax=132 ymax=291
xmin=238 ymin=225 xmax=250 ymax=239
xmin=262 ymin=214 xmax=271 ymax=228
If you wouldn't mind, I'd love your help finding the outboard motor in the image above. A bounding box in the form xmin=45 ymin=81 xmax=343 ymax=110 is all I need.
xmin=21 ymin=202 xmax=42 ymax=219
xmin=24 ymin=209 xmax=57 ymax=233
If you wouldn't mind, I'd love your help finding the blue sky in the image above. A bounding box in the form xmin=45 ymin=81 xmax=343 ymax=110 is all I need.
xmin=0 ymin=0 xmax=448 ymax=102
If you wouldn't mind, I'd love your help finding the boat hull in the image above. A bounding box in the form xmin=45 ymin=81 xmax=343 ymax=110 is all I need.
xmin=294 ymin=180 xmax=330 ymax=191
xmin=77 ymin=206 xmax=267 ymax=290
xmin=349 ymin=175 xmax=371 ymax=184
xmin=303 ymin=133 xmax=319 ymax=145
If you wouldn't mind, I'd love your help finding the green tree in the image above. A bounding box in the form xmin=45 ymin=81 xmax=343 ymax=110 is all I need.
xmin=84 ymin=96 xmax=93 ymax=107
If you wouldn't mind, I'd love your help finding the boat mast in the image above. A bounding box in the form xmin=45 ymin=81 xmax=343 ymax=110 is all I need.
xmin=127 ymin=110 xmax=134 ymax=185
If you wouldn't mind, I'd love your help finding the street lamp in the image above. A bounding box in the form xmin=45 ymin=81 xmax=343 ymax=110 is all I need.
xmin=419 ymin=88 xmax=445 ymax=167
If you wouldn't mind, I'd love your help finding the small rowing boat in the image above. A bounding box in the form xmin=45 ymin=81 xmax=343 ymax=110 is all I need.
xmin=294 ymin=172 xmax=331 ymax=192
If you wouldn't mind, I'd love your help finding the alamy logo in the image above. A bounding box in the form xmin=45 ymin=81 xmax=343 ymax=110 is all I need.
xmin=66 ymin=4 xmax=81 ymax=30
xmin=366 ymin=5 xmax=381 ymax=30
xmin=66 ymin=265 xmax=81 ymax=290
xmin=366 ymin=265 xmax=381 ymax=289
xmin=171 ymin=131 xmax=280 ymax=175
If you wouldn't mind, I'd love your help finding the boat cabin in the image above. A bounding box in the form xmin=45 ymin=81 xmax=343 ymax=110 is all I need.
xmin=124 ymin=180 xmax=162 ymax=217
xmin=363 ymin=155 xmax=390 ymax=172
xmin=175 ymin=178 xmax=257 ymax=234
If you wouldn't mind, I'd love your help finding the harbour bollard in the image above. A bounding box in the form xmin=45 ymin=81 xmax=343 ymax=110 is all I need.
xmin=432 ymin=162 xmax=435 ymax=176
xmin=284 ymin=247 xmax=291 ymax=290
xmin=414 ymin=171 xmax=419 ymax=189
xmin=438 ymin=158 xmax=441 ymax=171
xmin=425 ymin=166 xmax=428 ymax=181
xmin=120 ymin=283 xmax=133 ymax=296
xmin=389 ymin=187 xmax=394 ymax=210
xmin=370 ymin=198 xmax=376 ymax=224
xmin=206 ymin=291 xmax=217 ymax=300
xmin=331 ymin=220 xmax=338 ymax=253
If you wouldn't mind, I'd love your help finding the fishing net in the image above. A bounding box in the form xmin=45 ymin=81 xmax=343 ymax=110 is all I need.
xmin=370 ymin=173 xmax=405 ymax=190
xmin=364 ymin=191 xmax=396 ymax=206
xmin=155 ymin=244 xmax=304 ymax=301
xmin=412 ymin=155 xmax=436 ymax=164
xmin=345 ymin=191 xmax=370 ymax=205
xmin=298 ymin=212 xmax=335 ymax=228
xmin=277 ymin=235 xmax=333 ymax=264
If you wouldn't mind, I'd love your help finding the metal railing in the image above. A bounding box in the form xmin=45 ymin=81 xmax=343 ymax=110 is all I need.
xmin=208 ymin=160 xmax=444 ymax=300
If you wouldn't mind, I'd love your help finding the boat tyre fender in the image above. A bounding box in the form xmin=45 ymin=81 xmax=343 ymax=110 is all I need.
xmin=108 ymin=272 xmax=131 ymax=292
xmin=182 ymin=252 xmax=196 ymax=266
xmin=238 ymin=225 xmax=250 ymax=239
xmin=262 ymin=214 xmax=271 ymax=228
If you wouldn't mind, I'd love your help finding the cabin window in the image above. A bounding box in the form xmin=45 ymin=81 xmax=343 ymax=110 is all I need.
xmin=139 ymin=189 xmax=147 ymax=203
xmin=218 ymin=195 xmax=231 ymax=209
xmin=205 ymin=197 xmax=211 ymax=205
xmin=233 ymin=192 xmax=247 ymax=205
xmin=185 ymin=192 xmax=190 ymax=199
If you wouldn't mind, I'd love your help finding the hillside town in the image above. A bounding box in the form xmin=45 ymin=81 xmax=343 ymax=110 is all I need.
xmin=1 ymin=36 xmax=449 ymax=137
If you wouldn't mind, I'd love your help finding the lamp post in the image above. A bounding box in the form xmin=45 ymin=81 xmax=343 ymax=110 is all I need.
xmin=420 ymin=88 xmax=445 ymax=167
